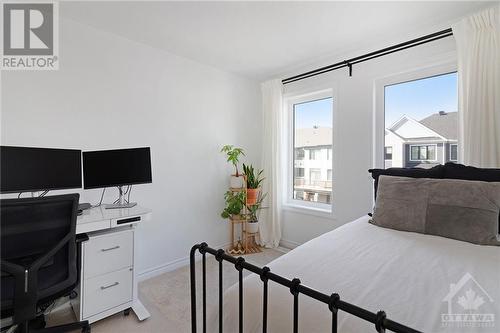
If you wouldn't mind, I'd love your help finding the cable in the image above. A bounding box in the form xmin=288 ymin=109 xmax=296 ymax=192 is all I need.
xmin=91 ymin=188 xmax=106 ymax=208
xmin=18 ymin=192 xmax=23 ymax=198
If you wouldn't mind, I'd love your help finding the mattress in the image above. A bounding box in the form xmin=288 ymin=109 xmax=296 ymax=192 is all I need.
xmin=216 ymin=215 xmax=500 ymax=333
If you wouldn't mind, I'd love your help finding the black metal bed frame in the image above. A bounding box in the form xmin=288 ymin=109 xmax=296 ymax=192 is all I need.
xmin=190 ymin=243 xmax=422 ymax=333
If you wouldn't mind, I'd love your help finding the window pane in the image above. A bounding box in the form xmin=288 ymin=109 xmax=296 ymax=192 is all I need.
xmin=385 ymin=72 xmax=458 ymax=167
xmin=427 ymin=145 xmax=436 ymax=160
xmin=450 ymin=144 xmax=458 ymax=161
xmin=295 ymin=167 xmax=305 ymax=178
xmin=293 ymin=97 xmax=333 ymax=205
xmin=419 ymin=146 xmax=427 ymax=160
xmin=384 ymin=146 xmax=393 ymax=160
xmin=411 ymin=146 xmax=419 ymax=160
xmin=295 ymin=149 xmax=305 ymax=160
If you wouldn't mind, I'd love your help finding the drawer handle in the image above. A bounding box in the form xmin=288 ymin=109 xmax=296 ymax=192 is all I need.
xmin=100 ymin=282 xmax=119 ymax=290
xmin=101 ymin=245 xmax=120 ymax=252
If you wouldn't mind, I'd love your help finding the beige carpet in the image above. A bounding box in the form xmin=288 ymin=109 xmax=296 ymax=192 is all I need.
xmin=46 ymin=249 xmax=284 ymax=332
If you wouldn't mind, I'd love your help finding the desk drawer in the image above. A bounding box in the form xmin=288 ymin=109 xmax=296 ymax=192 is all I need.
xmin=83 ymin=230 xmax=133 ymax=279
xmin=83 ymin=267 xmax=133 ymax=318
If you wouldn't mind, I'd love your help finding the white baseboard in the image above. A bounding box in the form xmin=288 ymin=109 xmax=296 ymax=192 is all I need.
xmin=275 ymin=246 xmax=291 ymax=254
xmin=137 ymin=242 xmax=232 ymax=282
xmin=279 ymin=239 xmax=301 ymax=250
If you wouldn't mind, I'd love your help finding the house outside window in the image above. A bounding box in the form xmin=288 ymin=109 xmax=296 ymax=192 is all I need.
xmin=383 ymin=71 xmax=458 ymax=168
xmin=410 ymin=144 xmax=436 ymax=161
xmin=384 ymin=146 xmax=393 ymax=160
xmin=450 ymin=144 xmax=458 ymax=162
xmin=290 ymin=93 xmax=333 ymax=210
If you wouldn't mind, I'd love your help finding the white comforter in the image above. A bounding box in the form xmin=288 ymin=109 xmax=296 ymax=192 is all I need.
xmin=220 ymin=216 xmax=500 ymax=333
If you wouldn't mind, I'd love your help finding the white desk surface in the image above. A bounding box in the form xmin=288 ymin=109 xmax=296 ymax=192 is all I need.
xmin=77 ymin=205 xmax=152 ymax=226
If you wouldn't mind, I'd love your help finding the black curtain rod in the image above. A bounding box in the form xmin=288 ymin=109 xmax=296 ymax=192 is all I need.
xmin=282 ymin=28 xmax=453 ymax=84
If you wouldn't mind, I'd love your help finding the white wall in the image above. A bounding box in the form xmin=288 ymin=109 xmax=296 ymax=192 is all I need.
xmin=0 ymin=18 xmax=262 ymax=278
xmin=280 ymin=38 xmax=457 ymax=247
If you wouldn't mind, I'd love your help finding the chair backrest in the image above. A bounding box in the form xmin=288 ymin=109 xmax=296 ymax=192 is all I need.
xmin=1 ymin=194 xmax=79 ymax=323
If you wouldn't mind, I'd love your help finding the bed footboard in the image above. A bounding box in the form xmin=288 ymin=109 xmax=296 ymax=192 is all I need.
xmin=190 ymin=243 xmax=422 ymax=333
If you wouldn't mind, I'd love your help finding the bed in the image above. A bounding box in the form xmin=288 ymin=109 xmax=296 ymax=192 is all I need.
xmin=216 ymin=215 xmax=500 ymax=333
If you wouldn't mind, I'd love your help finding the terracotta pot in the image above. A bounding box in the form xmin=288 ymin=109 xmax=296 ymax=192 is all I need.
xmin=246 ymin=188 xmax=260 ymax=205
xmin=246 ymin=221 xmax=259 ymax=234
xmin=230 ymin=175 xmax=244 ymax=188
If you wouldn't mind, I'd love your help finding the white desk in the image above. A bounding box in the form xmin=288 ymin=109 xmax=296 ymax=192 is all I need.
xmin=71 ymin=206 xmax=151 ymax=324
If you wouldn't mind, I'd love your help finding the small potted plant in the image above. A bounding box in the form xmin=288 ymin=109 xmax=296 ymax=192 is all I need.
xmin=243 ymin=163 xmax=264 ymax=205
xmin=221 ymin=190 xmax=246 ymax=220
xmin=221 ymin=145 xmax=245 ymax=188
xmin=246 ymin=192 xmax=266 ymax=234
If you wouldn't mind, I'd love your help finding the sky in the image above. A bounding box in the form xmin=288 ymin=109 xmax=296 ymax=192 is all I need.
xmin=294 ymin=72 xmax=457 ymax=130
xmin=385 ymin=72 xmax=457 ymax=127
xmin=295 ymin=97 xmax=333 ymax=129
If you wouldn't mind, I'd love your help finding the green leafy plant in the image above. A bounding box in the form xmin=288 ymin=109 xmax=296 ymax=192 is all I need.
xmin=247 ymin=192 xmax=267 ymax=222
xmin=221 ymin=190 xmax=246 ymax=219
xmin=221 ymin=145 xmax=245 ymax=176
xmin=243 ymin=164 xmax=264 ymax=189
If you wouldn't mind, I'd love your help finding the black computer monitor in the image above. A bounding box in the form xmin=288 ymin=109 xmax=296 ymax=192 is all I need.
xmin=82 ymin=147 xmax=152 ymax=190
xmin=0 ymin=146 xmax=82 ymax=194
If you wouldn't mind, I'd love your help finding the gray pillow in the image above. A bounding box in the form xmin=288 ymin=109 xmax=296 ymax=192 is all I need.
xmin=371 ymin=175 xmax=500 ymax=246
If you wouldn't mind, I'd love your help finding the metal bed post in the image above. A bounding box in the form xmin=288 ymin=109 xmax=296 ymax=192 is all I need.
xmin=290 ymin=278 xmax=301 ymax=333
xmin=328 ymin=293 xmax=340 ymax=333
xmin=259 ymin=266 xmax=270 ymax=333
xmin=215 ymin=249 xmax=225 ymax=333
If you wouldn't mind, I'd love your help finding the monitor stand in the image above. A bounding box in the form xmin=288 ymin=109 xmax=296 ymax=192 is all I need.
xmin=105 ymin=186 xmax=137 ymax=209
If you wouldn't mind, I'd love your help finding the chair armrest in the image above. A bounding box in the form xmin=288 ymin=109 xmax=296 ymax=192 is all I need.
xmin=76 ymin=233 xmax=89 ymax=243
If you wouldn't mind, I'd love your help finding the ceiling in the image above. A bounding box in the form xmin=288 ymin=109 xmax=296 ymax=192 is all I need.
xmin=61 ymin=1 xmax=493 ymax=80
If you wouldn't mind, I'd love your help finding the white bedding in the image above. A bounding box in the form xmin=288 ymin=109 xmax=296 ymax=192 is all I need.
xmin=218 ymin=216 xmax=500 ymax=333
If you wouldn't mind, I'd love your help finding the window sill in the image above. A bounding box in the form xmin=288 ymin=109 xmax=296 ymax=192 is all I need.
xmin=282 ymin=203 xmax=335 ymax=219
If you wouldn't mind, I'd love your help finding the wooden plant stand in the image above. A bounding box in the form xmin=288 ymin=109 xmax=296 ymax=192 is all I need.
xmin=227 ymin=179 xmax=262 ymax=255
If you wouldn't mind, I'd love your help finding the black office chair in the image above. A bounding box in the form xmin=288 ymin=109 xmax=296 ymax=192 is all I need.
xmin=1 ymin=194 xmax=91 ymax=333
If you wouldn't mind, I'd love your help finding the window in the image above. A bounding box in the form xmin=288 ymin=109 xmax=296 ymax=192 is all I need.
xmin=310 ymin=168 xmax=321 ymax=182
xmin=309 ymin=149 xmax=321 ymax=160
xmin=295 ymin=148 xmax=305 ymax=160
xmin=384 ymin=72 xmax=458 ymax=167
xmin=295 ymin=167 xmax=305 ymax=178
xmin=410 ymin=144 xmax=436 ymax=161
xmin=292 ymin=95 xmax=333 ymax=208
xmin=384 ymin=146 xmax=393 ymax=160
xmin=450 ymin=144 xmax=458 ymax=162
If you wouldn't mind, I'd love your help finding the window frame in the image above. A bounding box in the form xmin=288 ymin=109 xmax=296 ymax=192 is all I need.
xmin=285 ymin=89 xmax=334 ymax=213
xmin=374 ymin=60 xmax=458 ymax=169
xmin=409 ymin=144 xmax=438 ymax=162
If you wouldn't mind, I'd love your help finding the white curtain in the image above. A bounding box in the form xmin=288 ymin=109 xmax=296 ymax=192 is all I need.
xmin=259 ymin=79 xmax=284 ymax=248
xmin=452 ymin=5 xmax=500 ymax=167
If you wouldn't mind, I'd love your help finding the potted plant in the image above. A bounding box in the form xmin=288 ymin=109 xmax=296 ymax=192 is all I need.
xmin=243 ymin=163 xmax=264 ymax=205
xmin=221 ymin=145 xmax=245 ymax=188
xmin=221 ymin=190 xmax=246 ymax=220
xmin=246 ymin=192 xmax=266 ymax=234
